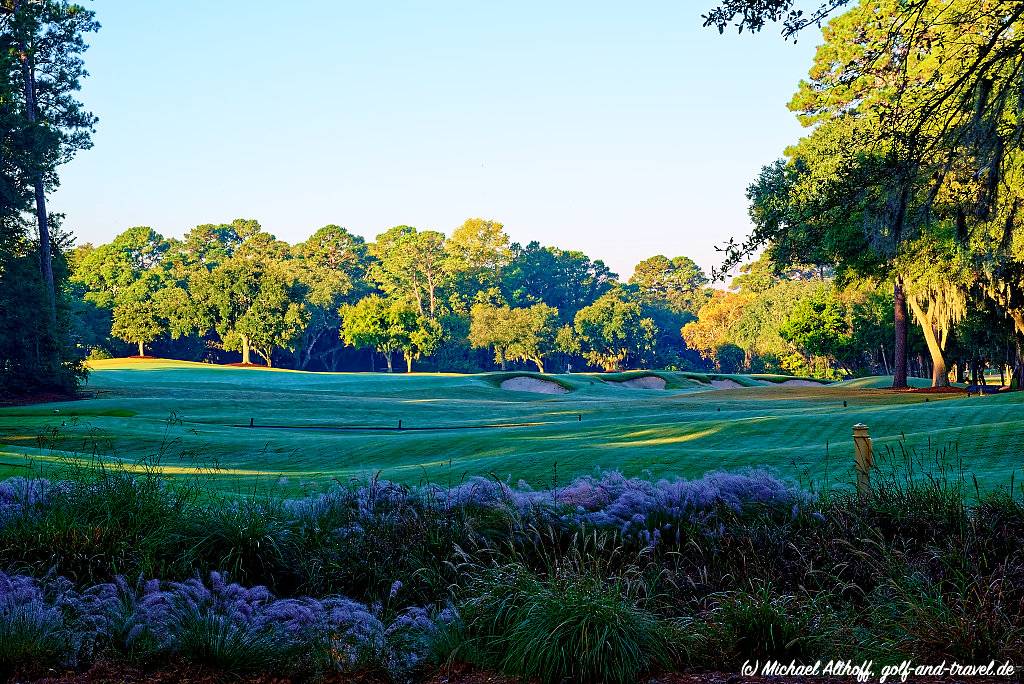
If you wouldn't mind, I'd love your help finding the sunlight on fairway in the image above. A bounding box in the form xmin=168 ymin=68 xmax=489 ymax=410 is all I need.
xmin=602 ymin=425 xmax=725 ymax=448
xmin=3 ymin=359 xmax=1017 ymax=493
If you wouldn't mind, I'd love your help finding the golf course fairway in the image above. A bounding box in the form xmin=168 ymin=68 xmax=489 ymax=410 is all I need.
xmin=1 ymin=358 xmax=1021 ymax=494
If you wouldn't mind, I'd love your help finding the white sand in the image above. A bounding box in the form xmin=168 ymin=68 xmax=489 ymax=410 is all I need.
xmin=612 ymin=376 xmax=667 ymax=390
xmin=500 ymin=376 xmax=569 ymax=394
xmin=778 ymin=379 xmax=821 ymax=387
xmin=709 ymin=379 xmax=745 ymax=390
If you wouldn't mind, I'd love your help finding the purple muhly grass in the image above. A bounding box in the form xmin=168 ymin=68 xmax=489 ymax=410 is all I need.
xmin=84 ymin=571 xmax=443 ymax=675
xmin=426 ymin=469 xmax=809 ymax=545
xmin=0 ymin=466 xmax=809 ymax=552
xmin=280 ymin=468 xmax=809 ymax=550
xmin=0 ymin=570 xmax=123 ymax=668
xmin=0 ymin=477 xmax=70 ymax=528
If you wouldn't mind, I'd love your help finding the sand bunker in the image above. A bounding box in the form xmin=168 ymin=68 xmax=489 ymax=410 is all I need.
xmin=709 ymin=379 xmax=745 ymax=390
xmin=777 ymin=379 xmax=821 ymax=387
xmin=500 ymin=376 xmax=569 ymax=394
xmin=610 ymin=376 xmax=667 ymax=390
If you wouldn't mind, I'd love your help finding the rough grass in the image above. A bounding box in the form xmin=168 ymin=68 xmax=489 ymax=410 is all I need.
xmin=4 ymin=454 xmax=1024 ymax=680
xmin=0 ymin=359 xmax=1021 ymax=494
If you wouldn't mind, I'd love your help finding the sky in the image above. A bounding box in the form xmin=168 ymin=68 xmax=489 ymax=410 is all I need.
xmin=53 ymin=0 xmax=821 ymax=280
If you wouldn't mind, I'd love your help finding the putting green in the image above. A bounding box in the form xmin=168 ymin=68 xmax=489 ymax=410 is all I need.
xmin=0 ymin=358 xmax=1021 ymax=493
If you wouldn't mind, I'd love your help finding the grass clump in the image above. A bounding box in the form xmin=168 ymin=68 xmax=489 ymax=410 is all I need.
xmin=448 ymin=536 xmax=673 ymax=684
xmin=685 ymin=583 xmax=850 ymax=667
xmin=181 ymin=495 xmax=291 ymax=589
xmin=0 ymin=466 xmax=195 ymax=583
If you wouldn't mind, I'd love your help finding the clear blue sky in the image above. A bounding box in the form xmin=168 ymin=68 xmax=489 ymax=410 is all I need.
xmin=54 ymin=1 xmax=820 ymax=279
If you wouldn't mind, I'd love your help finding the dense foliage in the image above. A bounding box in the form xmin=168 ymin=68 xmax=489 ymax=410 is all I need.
xmin=1 ymin=446 xmax=1023 ymax=681
xmin=0 ymin=1 xmax=97 ymax=398
xmin=71 ymin=219 xmax=954 ymax=379
xmin=708 ymin=0 xmax=1024 ymax=388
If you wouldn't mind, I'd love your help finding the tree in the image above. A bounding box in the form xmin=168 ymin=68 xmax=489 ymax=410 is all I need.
xmin=4 ymin=0 xmax=98 ymax=323
xmin=73 ymin=226 xmax=168 ymax=308
xmin=469 ymin=302 xmax=560 ymax=372
xmin=291 ymin=224 xmax=368 ymax=369
xmin=188 ymin=222 xmax=307 ymax=366
xmin=233 ymin=282 xmax=307 ymax=367
xmin=445 ymin=218 xmax=511 ymax=294
xmin=779 ymin=287 xmax=854 ymax=376
xmin=369 ymin=226 xmax=448 ymax=318
xmin=507 ymin=304 xmax=559 ymax=372
xmin=715 ymin=0 xmax=1024 ymax=387
xmin=896 ymin=235 xmax=971 ymax=387
xmin=502 ymin=241 xmax=616 ymax=321
xmin=629 ymin=255 xmax=708 ymax=314
xmin=0 ymin=1 xmax=97 ymax=394
xmin=398 ymin=310 xmax=442 ymax=373
xmin=715 ymin=344 xmax=745 ymax=373
xmin=681 ymin=290 xmax=751 ymax=369
xmin=680 ymin=258 xmax=837 ymax=375
xmin=340 ymin=295 xmax=401 ymax=372
xmin=573 ymin=291 xmax=657 ymax=371
xmin=110 ymin=297 xmax=162 ymax=357
xmin=555 ymin=324 xmax=580 ymax=358
xmin=340 ymin=295 xmax=439 ymax=372
xmin=175 ymin=221 xmax=247 ymax=270
xmin=469 ymin=302 xmax=517 ymax=370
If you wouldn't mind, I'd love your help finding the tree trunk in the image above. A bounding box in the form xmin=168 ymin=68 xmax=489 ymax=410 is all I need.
xmin=32 ymin=178 xmax=55 ymax=322
xmin=499 ymin=349 xmax=507 ymax=371
xmin=533 ymin=358 xmax=544 ymax=373
xmin=138 ymin=340 xmax=145 ymax=357
xmin=299 ymin=327 xmax=325 ymax=370
xmin=17 ymin=23 xmax=56 ymax=326
xmin=907 ymin=298 xmax=949 ymax=387
xmin=384 ymin=351 xmax=393 ymax=373
xmin=405 ymin=353 xmax=413 ymax=373
xmin=241 ymin=335 xmax=251 ymax=365
xmin=892 ymin=280 xmax=908 ymax=388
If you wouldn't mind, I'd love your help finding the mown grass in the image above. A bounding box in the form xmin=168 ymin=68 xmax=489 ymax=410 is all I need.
xmin=0 ymin=359 xmax=1020 ymax=495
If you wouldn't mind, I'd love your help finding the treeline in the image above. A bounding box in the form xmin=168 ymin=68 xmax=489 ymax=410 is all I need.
xmin=68 ymin=217 xmax=973 ymax=379
xmin=69 ymin=219 xmax=699 ymax=373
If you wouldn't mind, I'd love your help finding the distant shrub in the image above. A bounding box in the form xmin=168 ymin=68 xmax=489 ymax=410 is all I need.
xmin=86 ymin=347 xmax=113 ymax=361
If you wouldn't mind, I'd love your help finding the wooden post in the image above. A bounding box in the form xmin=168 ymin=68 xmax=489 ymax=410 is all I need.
xmin=853 ymin=423 xmax=873 ymax=496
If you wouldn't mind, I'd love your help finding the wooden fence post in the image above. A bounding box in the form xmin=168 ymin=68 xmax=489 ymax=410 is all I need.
xmin=853 ymin=423 xmax=873 ymax=496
